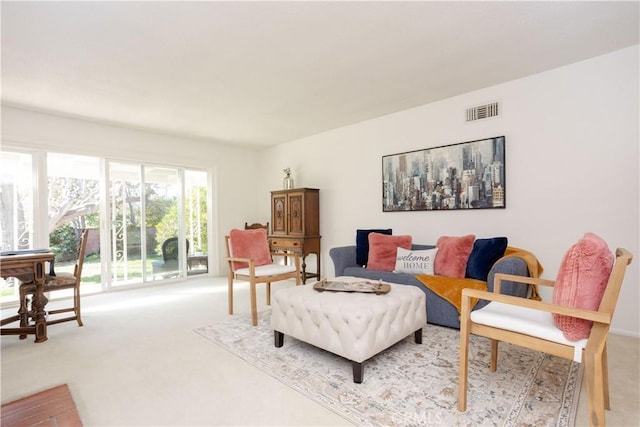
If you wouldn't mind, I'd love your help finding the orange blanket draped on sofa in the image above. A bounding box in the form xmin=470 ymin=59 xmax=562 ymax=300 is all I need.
xmin=415 ymin=246 xmax=544 ymax=314
xmin=414 ymin=275 xmax=487 ymax=314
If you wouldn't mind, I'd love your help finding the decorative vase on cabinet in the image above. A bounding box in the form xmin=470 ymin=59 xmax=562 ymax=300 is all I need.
xmin=283 ymin=175 xmax=294 ymax=190
xmin=283 ymin=168 xmax=294 ymax=189
xmin=269 ymin=188 xmax=320 ymax=283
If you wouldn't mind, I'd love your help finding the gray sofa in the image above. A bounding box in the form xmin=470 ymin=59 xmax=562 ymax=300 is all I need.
xmin=329 ymin=244 xmax=531 ymax=329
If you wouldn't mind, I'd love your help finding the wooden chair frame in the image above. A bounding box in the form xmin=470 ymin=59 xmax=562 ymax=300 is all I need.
xmin=458 ymin=248 xmax=632 ymax=427
xmin=225 ymin=235 xmax=301 ymax=326
xmin=19 ymin=228 xmax=90 ymax=328
xmin=244 ymin=222 xmax=269 ymax=233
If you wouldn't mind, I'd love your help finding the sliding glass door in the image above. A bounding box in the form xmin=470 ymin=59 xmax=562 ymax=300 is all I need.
xmin=0 ymin=151 xmax=35 ymax=302
xmin=1 ymin=148 xmax=211 ymax=299
xmin=47 ymin=153 xmax=102 ymax=296
xmin=108 ymin=163 xmax=208 ymax=285
xmin=0 ymin=151 xmax=34 ymax=251
xmin=108 ymin=162 xmax=144 ymax=286
xmin=144 ymin=166 xmax=182 ymax=281
xmin=185 ymin=170 xmax=208 ymax=275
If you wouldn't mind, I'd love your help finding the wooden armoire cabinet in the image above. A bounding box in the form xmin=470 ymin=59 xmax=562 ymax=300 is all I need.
xmin=269 ymin=188 xmax=320 ymax=283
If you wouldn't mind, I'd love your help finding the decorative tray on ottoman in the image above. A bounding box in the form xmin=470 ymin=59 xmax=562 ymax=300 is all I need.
xmin=312 ymin=278 xmax=391 ymax=294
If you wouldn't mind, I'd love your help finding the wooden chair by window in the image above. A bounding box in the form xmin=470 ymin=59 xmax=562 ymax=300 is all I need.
xmin=244 ymin=222 xmax=269 ymax=234
xmin=225 ymin=228 xmax=300 ymax=326
xmin=458 ymin=236 xmax=632 ymax=427
xmin=19 ymin=228 xmax=89 ymax=327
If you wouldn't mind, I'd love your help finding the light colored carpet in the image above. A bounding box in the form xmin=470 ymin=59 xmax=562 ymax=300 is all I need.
xmin=196 ymin=310 xmax=583 ymax=427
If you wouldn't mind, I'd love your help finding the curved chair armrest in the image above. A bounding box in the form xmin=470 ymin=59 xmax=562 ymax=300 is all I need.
xmin=226 ymin=256 xmax=256 ymax=276
xmin=228 ymin=253 xmax=301 ymax=273
xmin=329 ymin=246 xmax=358 ymax=276
xmin=226 ymin=256 xmax=253 ymax=264
xmin=461 ymin=288 xmax=611 ymax=325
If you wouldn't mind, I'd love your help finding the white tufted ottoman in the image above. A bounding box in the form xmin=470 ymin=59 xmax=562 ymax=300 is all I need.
xmin=271 ymin=276 xmax=426 ymax=383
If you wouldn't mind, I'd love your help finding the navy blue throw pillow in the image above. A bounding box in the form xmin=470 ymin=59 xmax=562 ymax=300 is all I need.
xmin=356 ymin=229 xmax=392 ymax=266
xmin=465 ymin=237 xmax=508 ymax=281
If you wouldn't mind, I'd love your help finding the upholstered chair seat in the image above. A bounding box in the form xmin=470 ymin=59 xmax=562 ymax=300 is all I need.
xmin=225 ymin=228 xmax=301 ymax=326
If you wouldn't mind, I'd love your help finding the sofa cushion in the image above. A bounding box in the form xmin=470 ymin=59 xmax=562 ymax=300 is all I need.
xmin=465 ymin=237 xmax=508 ymax=281
xmin=367 ymin=233 xmax=412 ymax=272
xmin=229 ymin=228 xmax=272 ymax=271
xmin=552 ymin=232 xmax=613 ymax=341
xmin=356 ymin=229 xmax=392 ymax=266
xmin=434 ymin=234 xmax=475 ymax=278
xmin=394 ymin=247 xmax=438 ymax=274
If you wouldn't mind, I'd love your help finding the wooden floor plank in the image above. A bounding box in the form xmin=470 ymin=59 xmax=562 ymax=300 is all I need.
xmin=1 ymin=384 xmax=82 ymax=427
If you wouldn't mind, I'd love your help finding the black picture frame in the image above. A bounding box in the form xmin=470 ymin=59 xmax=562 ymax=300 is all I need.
xmin=382 ymin=136 xmax=506 ymax=211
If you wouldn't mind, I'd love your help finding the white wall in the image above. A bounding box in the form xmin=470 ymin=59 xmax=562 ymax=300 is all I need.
xmin=2 ymin=46 xmax=638 ymax=336
xmin=1 ymin=106 xmax=262 ymax=274
xmin=259 ymin=46 xmax=640 ymax=336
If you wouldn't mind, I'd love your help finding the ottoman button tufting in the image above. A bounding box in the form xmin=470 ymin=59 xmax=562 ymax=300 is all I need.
xmin=271 ymin=276 xmax=426 ymax=383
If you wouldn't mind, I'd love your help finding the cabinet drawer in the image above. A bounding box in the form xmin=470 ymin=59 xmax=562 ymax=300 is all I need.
xmin=270 ymin=238 xmax=301 ymax=250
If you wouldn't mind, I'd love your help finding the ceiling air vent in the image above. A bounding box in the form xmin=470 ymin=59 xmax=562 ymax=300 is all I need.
xmin=466 ymin=101 xmax=500 ymax=122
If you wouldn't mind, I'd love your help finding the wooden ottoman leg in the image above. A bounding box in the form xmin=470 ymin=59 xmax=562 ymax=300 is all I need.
xmin=414 ymin=328 xmax=422 ymax=344
xmin=352 ymin=361 xmax=363 ymax=384
xmin=274 ymin=331 xmax=284 ymax=348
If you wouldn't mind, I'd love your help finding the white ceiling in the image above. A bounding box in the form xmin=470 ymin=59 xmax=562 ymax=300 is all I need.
xmin=2 ymin=1 xmax=638 ymax=148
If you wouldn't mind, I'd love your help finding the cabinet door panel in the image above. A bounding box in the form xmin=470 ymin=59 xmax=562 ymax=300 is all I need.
xmin=272 ymin=194 xmax=287 ymax=234
xmin=287 ymin=193 xmax=305 ymax=235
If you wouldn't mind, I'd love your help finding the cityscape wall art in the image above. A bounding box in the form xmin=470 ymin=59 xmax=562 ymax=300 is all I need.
xmin=382 ymin=136 xmax=506 ymax=212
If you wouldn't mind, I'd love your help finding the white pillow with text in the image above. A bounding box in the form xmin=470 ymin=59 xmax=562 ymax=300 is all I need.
xmin=394 ymin=247 xmax=439 ymax=275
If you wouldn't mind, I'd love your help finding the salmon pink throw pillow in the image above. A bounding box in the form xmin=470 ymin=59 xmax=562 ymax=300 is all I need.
xmin=229 ymin=228 xmax=272 ymax=271
xmin=552 ymin=232 xmax=614 ymax=341
xmin=367 ymin=233 xmax=412 ymax=272
xmin=434 ymin=235 xmax=476 ymax=278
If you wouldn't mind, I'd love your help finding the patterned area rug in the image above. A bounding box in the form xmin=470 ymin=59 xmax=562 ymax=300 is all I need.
xmin=195 ymin=311 xmax=583 ymax=427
